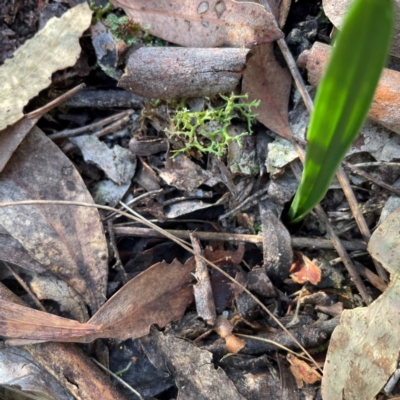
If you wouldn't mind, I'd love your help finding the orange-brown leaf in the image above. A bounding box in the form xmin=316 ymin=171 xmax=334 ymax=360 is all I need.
xmin=289 ymin=251 xmax=321 ymax=285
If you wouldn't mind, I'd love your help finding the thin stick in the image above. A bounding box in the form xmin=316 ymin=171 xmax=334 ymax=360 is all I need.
xmin=48 ymin=110 xmax=134 ymax=140
xmin=25 ymin=84 xmax=86 ymax=119
xmin=0 ymin=199 xmax=322 ymax=373
xmin=3 ymin=262 xmax=46 ymax=312
xmin=113 ymin=226 xmax=367 ymax=251
xmin=91 ymin=357 xmax=143 ymax=400
xmin=62 ymin=116 xmax=132 ymax=153
xmin=343 ymin=161 xmax=400 ymax=196
xmin=336 ymin=167 xmax=388 ymax=282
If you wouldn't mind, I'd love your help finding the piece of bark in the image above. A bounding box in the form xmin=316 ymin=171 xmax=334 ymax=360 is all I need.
xmin=140 ymin=328 xmax=246 ymax=400
xmin=247 ymin=268 xmax=276 ymax=297
xmin=63 ymin=90 xmax=143 ymax=108
xmin=259 ymin=203 xmax=293 ymax=282
xmin=191 ymin=233 xmax=217 ymax=325
xmin=298 ymin=42 xmax=400 ymax=135
xmin=118 ymin=47 xmax=249 ymax=100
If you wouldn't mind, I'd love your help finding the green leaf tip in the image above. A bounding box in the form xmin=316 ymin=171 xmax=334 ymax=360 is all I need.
xmin=288 ymin=0 xmax=394 ymax=224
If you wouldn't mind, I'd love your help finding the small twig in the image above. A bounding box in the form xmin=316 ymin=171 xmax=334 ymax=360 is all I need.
xmin=336 ymin=167 xmax=388 ymax=282
xmin=25 ymin=84 xmax=86 ymax=119
xmin=343 ymin=161 xmax=400 ymax=196
xmin=3 ymin=262 xmax=46 ymax=312
xmin=219 ymin=185 xmax=270 ymax=221
xmin=0 ymin=199 xmax=322 ymax=373
xmin=103 ymin=189 xmax=163 ymax=221
xmin=48 ymin=110 xmax=134 ymax=141
xmin=236 ymin=333 xmax=314 ymax=363
xmin=112 ymin=226 xmax=367 ymax=251
xmin=62 ymin=115 xmax=132 ymax=153
xmin=107 ymin=220 xmax=128 ymax=284
xmin=91 ymin=357 xmax=143 ymax=400
xmin=190 ymin=233 xmax=217 ymax=325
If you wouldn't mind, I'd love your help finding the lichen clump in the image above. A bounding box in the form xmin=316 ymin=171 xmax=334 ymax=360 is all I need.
xmin=168 ymin=94 xmax=260 ymax=158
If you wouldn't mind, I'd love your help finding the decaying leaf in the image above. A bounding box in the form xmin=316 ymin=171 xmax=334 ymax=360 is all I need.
xmin=289 ymin=251 xmax=322 ymax=285
xmin=70 ymin=135 xmax=137 ymax=185
xmin=0 ymin=259 xmax=194 ymax=343
xmin=323 ymin=0 xmax=400 ymax=58
xmin=111 ymin=0 xmax=283 ymax=48
xmin=159 ymin=153 xmax=221 ymax=192
xmin=119 ymin=47 xmax=249 ymax=100
xmin=0 ymin=2 xmax=92 ymax=131
xmin=0 ymin=127 xmax=108 ymax=313
xmin=242 ymin=43 xmax=292 ymax=139
xmin=322 ymin=206 xmax=400 ymax=399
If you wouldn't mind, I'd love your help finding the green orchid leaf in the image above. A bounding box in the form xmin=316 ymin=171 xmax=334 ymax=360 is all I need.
xmin=288 ymin=0 xmax=394 ymax=224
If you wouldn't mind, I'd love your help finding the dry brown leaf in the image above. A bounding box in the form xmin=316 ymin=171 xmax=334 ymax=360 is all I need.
xmin=0 ymin=298 xmax=100 ymax=341
xmin=242 ymin=43 xmax=292 ymax=139
xmin=111 ymin=0 xmax=283 ymax=48
xmin=88 ymin=258 xmax=194 ymax=341
xmin=323 ymin=0 xmax=400 ymax=58
xmin=0 ymin=127 xmax=108 ymax=313
xmin=0 ymin=3 xmax=92 ymax=131
xmin=204 ymin=244 xmax=245 ymax=265
xmin=287 ymin=354 xmax=321 ymax=388
xmin=0 ymin=259 xmax=193 ymax=343
xmin=321 ymin=206 xmax=400 ymax=399
xmin=0 ymin=282 xmax=129 ymax=400
xmin=289 ymin=251 xmax=321 ymax=285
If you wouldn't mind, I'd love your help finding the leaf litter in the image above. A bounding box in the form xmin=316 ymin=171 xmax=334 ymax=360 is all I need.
xmin=2 ymin=0 xmax=400 ymax=398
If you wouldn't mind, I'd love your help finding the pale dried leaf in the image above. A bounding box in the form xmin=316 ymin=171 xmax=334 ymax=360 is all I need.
xmin=242 ymin=43 xmax=292 ymax=139
xmin=323 ymin=0 xmax=400 ymax=58
xmin=0 ymin=3 xmax=92 ymax=131
xmin=0 ymin=127 xmax=108 ymax=313
xmin=111 ymin=0 xmax=283 ymax=48
xmin=322 ymin=206 xmax=400 ymax=399
xmin=70 ymin=135 xmax=137 ymax=185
